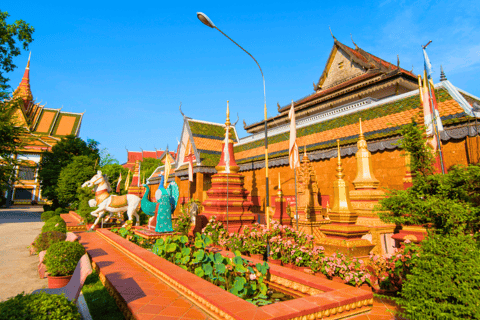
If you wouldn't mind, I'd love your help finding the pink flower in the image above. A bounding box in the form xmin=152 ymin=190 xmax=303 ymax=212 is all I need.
xmin=249 ymin=273 xmax=257 ymax=280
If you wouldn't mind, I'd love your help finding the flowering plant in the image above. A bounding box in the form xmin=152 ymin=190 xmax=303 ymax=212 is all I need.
xmin=242 ymin=224 xmax=268 ymax=255
xmin=201 ymin=216 xmax=227 ymax=245
xmin=366 ymin=241 xmax=420 ymax=290
xmin=319 ymin=252 xmax=372 ymax=286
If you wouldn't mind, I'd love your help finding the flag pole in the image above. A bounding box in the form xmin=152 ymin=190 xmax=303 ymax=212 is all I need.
xmin=294 ymin=169 xmax=299 ymax=231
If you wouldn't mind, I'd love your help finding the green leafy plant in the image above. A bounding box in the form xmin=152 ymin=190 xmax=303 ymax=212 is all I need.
xmin=33 ymin=231 xmax=67 ymax=253
xmin=0 ymin=292 xmax=80 ymax=320
xmin=41 ymin=210 xmax=56 ymax=222
xmin=151 ymin=233 xmax=279 ymax=306
xmin=55 ymin=207 xmax=66 ymax=214
xmin=44 ymin=241 xmax=86 ymax=276
xmin=395 ymin=234 xmax=480 ymax=319
xmin=42 ymin=216 xmax=67 ymax=234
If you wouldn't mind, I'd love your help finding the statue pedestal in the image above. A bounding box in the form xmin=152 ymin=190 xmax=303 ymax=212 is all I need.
xmin=350 ymin=189 xmax=395 ymax=255
xmin=201 ymin=173 xmax=255 ymax=233
xmin=317 ymin=224 xmax=374 ymax=258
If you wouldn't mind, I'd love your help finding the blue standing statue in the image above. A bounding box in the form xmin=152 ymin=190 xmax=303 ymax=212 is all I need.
xmin=141 ymin=176 xmax=179 ymax=233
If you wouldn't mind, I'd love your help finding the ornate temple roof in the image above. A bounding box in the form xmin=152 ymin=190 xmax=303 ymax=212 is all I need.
xmin=175 ymin=117 xmax=239 ymax=176
xmin=234 ymin=82 xmax=480 ymax=170
xmin=244 ymin=39 xmax=419 ymax=134
xmin=10 ymin=56 xmax=84 ymax=153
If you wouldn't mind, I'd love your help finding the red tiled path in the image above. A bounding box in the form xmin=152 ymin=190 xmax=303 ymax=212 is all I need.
xmin=347 ymin=296 xmax=404 ymax=320
xmin=77 ymin=231 xmax=213 ymax=320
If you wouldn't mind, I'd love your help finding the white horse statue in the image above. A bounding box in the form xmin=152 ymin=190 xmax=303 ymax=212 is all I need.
xmin=81 ymin=171 xmax=141 ymax=231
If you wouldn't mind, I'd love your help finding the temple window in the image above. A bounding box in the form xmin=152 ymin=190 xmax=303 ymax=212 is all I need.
xmin=338 ymin=61 xmax=344 ymax=69
xmin=18 ymin=166 xmax=36 ymax=180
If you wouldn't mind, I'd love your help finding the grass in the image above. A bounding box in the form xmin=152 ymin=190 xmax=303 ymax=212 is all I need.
xmin=82 ymin=270 xmax=125 ymax=320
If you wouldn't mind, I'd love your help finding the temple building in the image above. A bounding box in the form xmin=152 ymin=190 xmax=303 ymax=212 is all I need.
xmin=122 ymin=149 xmax=175 ymax=171
xmin=171 ymin=37 xmax=480 ymax=247
xmin=170 ymin=113 xmax=240 ymax=211
xmin=3 ymin=56 xmax=84 ymax=205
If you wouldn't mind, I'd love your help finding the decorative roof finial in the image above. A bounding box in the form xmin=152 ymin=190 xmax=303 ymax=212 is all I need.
xmin=440 ymin=65 xmax=447 ymax=81
xmin=397 ymin=55 xmax=400 ymax=68
xmin=350 ymin=33 xmax=359 ymax=50
xmin=226 ymin=100 xmax=231 ymax=127
xmin=329 ymin=26 xmax=336 ymax=41
xmin=179 ymin=102 xmax=186 ymax=118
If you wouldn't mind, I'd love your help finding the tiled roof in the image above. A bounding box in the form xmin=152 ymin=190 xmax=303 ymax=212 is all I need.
xmin=234 ymin=88 xmax=468 ymax=164
xmin=185 ymin=119 xmax=238 ymax=168
xmin=51 ymin=113 xmax=82 ymax=136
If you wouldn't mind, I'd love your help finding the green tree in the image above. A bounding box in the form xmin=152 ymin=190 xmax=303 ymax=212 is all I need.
xmin=101 ymin=163 xmax=128 ymax=194
xmin=141 ymin=157 xmax=163 ymax=183
xmin=0 ymin=11 xmax=34 ymax=205
xmin=99 ymin=147 xmax=119 ymax=167
xmin=396 ymin=120 xmax=435 ymax=179
xmin=0 ymin=100 xmax=26 ymax=204
xmin=56 ymin=155 xmax=96 ymax=208
xmin=38 ymin=135 xmax=99 ymax=207
xmin=0 ymin=10 xmax=35 ymax=99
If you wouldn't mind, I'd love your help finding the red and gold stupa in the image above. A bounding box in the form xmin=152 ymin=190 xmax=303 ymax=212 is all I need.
xmin=128 ymin=160 xmax=145 ymax=197
xmin=201 ymin=102 xmax=255 ymax=233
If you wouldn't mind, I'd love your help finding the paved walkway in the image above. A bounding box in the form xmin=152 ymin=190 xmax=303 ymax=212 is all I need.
xmin=0 ymin=206 xmax=47 ymax=302
xmin=77 ymin=230 xmax=213 ymax=320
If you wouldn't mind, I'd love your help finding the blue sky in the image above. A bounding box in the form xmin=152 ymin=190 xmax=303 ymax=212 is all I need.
xmin=4 ymin=0 xmax=480 ymax=164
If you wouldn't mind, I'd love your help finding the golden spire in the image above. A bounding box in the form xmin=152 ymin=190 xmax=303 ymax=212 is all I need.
xmin=225 ymin=100 xmax=231 ymax=127
xmin=330 ymin=139 xmax=354 ymax=216
xmin=336 ymin=139 xmax=345 ymax=180
xmin=27 ymin=52 xmax=31 ymax=69
xmin=352 ymin=118 xmax=379 ymax=189
xmin=357 ymin=118 xmax=367 ymax=150
xmin=277 ymin=172 xmax=283 ymax=197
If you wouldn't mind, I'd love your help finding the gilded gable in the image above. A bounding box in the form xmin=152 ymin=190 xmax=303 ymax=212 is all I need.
xmin=320 ymin=47 xmax=365 ymax=90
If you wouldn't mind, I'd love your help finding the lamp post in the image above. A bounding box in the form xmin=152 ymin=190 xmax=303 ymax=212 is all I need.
xmin=197 ymin=12 xmax=270 ymax=227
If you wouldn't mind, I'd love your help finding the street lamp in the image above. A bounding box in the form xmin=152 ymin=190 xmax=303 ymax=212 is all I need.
xmin=197 ymin=12 xmax=270 ymax=227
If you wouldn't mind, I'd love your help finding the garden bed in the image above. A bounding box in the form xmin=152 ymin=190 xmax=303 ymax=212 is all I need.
xmin=96 ymin=228 xmax=373 ymax=319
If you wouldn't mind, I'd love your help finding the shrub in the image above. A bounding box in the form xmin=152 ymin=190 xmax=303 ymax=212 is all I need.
xmin=397 ymin=234 xmax=480 ymax=319
xmin=45 ymin=241 xmax=86 ymax=276
xmin=33 ymin=231 xmax=67 ymax=252
xmin=55 ymin=207 xmax=65 ymax=214
xmin=42 ymin=216 xmax=67 ymax=234
xmin=41 ymin=210 xmax=56 ymax=221
xmin=0 ymin=292 xmax=81 ymax=320
xmin=43 ymin=204 xmax=53 ymax=212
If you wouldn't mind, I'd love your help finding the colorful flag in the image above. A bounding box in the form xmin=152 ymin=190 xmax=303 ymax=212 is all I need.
xmin=423 ymin=49 xmax=444 ymax=134
xmin=116 ymin=172 xmax=122 ymax=193
xmin=289 ymin=100 xmax=300 ymax=169
xmin=164 ymin=154 xmax=171 ymax=188
xmin=185 ymin=146 xmax=196 ymax=182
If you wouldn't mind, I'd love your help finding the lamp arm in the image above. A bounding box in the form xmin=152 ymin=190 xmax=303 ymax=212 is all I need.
xmin=214 ymin=26 xmax=266 ymax=107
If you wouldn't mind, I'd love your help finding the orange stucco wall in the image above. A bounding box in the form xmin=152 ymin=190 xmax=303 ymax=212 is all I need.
xmin=156 ymin=138 xmax=472 ymax=216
